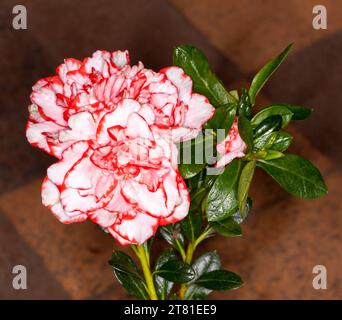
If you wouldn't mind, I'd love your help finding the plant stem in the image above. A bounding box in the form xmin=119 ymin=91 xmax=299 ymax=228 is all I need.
xmin=179 ymin=241 xmax=195 ymax=299
xmin=134 ymin=244 xmax=158 ymax=300
xmin=179 ymin=226 xmax=214 ymax=299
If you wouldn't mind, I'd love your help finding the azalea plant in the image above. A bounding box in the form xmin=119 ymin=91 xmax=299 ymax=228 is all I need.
xmin=26 ymin=44 xmax=327 ymax=300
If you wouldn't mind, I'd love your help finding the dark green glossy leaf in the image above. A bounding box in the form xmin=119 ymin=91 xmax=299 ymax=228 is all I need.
xmin=251 ymin=105 xmax=293 ymax=128
xmin=178 ymin=162 xmax=205 ymax=180
xmin=108 ymin=251 xmax=148 ymax=299
xmin=154 ymin=250 xmax=176 ymax=300
xmin=173 ymin=45 xmax=236 ymax=107
xmin=232 ymin=197 xmax=252 ymax=224
xmin=155 ymin=259 xmax=195 ymax=283
xmin=177 ymin=132 xmax=217 ymax=179
xmin=254 ymin=115 xmax=282 ymax=139
xmin=184 ymin=285 xmax=209 ymax=300
xmin=253 ymin=131 xmax=278 ymax=150
xmin=278 ymin=104 xmax=312 ymax=120
xmin=206 ymin=159 xmax=241 ymax=222
xmin=257 ymin=154 xmax=328 ymax=198
xmin=189 ymin=174 xmax=217 ymax=214
xmin=205 ymin=104 xmax=237 ymax=143
xmin=191 ymin=251 xmax=221 ymax=281
xmin=210 ymin=217 xmax=242 ymax=237
xmin=181 ymin=210 xmax=202 ymax=242
xmin=185 ymin=252 xmax=221 ymax=299
xmin=238 ymin=116 xmax=254 ymax=150
xmin=237 ymin=88 xmax=252 ymax=119
xmin=271 ymin=131 xmax=293 ymax=152
xmin=195 ymin=270 xmax=243 ymax=291
xmin=249 ymin=44 xmax=293 ymax=105
xmin=159 ymin=224 xmax=185 ymax=256
xmin=237 ymin=161 xmax=256 ymax=213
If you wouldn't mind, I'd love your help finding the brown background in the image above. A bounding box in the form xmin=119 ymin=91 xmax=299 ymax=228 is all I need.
xmin=0 ymin=0 xmax=341 ymax=299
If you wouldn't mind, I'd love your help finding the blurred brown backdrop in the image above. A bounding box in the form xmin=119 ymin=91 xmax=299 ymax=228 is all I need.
xmin=0 ymin=0 xmax=341 ymax=299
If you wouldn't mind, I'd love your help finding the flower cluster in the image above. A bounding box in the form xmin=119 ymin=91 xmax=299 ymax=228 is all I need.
xmin=26 ymin=50 xmax=215 ymax=244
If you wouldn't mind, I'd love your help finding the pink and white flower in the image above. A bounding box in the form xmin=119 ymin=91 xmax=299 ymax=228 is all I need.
xmin=26 ymin=50 xmax=214 ymax=244
xmin=215 ymin=118 xmax=247 ymax=168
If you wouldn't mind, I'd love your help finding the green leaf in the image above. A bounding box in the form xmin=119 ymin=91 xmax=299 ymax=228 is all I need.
xmin=188 ymin=173 xmax=217 ymax=214
xmin=195 ymin=270 xmax=243 ymax=291
xmin=264 ymin=150 xmax=284 ymax=160
xmin=159 ymin=224 xmax=185 ymax=256
xmin=154 ymin=250 xmax=176 ymax=300
xmin=271 ymin=131 xmax=293 ymax=152
xmin=249 ymin=43 xmax=293 ymax=105
xmin=237 ymin=88 xmax=252 ymax=119
xmin=177 ymin=132 xmax=217 ymax=179
xmin=185 ymin=252 xmax=221 ymax=300
xmin=184 ymin=285 xmax=209 ymax=300
xmin=232 ymin=197 xmax=252 ymax=224
xmin=206 ymin=159 xmax=241 ymax=222
xmin=229 ymin=90 xmax=239 ymax=101
xmin=278 ymin=104 xmax=312 ymax=120
xmin=108 ymin=251 xmax=148 ymax=299
xmin=251 ymin=105 xmax=293 ymax=128
xmin=210 ymin=217 xmax=242 ymax=237
xmin=257 ymin=154 xmax=328 ymax=198
xmin=178 ymin=162 xmax=205 ymax=180
xmin=191 ymin=252 xmax=221 ymax=280
xmin=181 ymin=210 xmax=202 ymax=242
xmin=173 ymin=45 xmax=236 ymax=107
xmin=205 ymin=104 xmax=237 ymax=143
xmin=253 ymin=115 xmax=282 ymax=139
xmin=237 ymin=161 xmax=256 ymax=213
xmin=238 ymin=116 xmax=254 ymax=150
xmin=253 ymin=131 xmax=277 ymax=150
xmin=155 ymin=259 xmax=196 ymax=283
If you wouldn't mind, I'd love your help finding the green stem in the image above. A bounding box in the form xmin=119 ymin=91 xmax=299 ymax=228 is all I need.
xmin=179 ymin=226 xmax=214 ymax=299
xmin=194 ymin=226 xmax=214 ymax=248
xmin=179 ymin=241 xmax=195 ymax=299
xmin=134 ymin=244 xmax=158 ymax=300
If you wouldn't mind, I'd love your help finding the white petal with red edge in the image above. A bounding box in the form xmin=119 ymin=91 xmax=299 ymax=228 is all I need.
xmin=107 ymin=228 xmax=132 ymax=245
xmin=84 ymin=50 xmax=110 ymax=76
xmin=57 ymin=58 xmax=82 ymax=83
xmin=105 ymin=184 xmax=132 ymax=213
xmin=111 ymin=211 xmax=159 ymax=244
xmin=31 ymin=87 xmax=66 ymax=126
xmin=41 ymin=178 xmax=60 ymax=207
xmin=163 ymin=170 xmax=181 ymax=212
xmin=112 ymin=50 xmax=129 ymax=68
xmin=160 ymin=179 xmax=190 ymax=225
xmin=26 ymin=120 xmax=65 ymax=155
xmin=50 ymin=202 xmax=87 ymax=224
xmin=47 ymin=141 xmax=89 ymax=186
xmin=183 ymin=93 xmax=215 ymax=129
xmin=161 ymin=66 xmax=192 ymax=102
xmin=65 ymin=156 xmax=103 ymax=190
xmin=215 ymin=150 xmax=245 ymax=168
xmin=89 ymin=208 xmax=117 ymax=228
xmin=126 ymin=113 xmax=153 ymax=139
xmin=60 ymin=188 xmax=99 ymax=213
xmin=122 ymin=180 xmax=169 ymax=217
xmin=59 ymin=112 xmax=96 ymax=143
xmin=96 ymin=99 xmax=141 ymax=145
xmin=170 ymin=127 xmax=200 ymax=143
